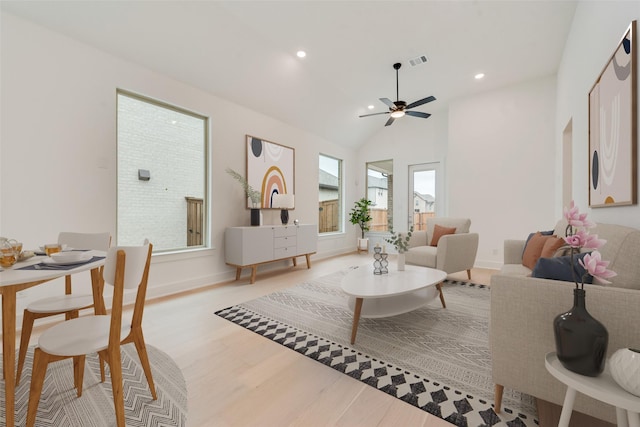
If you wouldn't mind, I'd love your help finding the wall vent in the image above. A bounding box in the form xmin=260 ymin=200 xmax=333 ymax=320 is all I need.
xmin=409 ymin=55 xmax=428 ymax=66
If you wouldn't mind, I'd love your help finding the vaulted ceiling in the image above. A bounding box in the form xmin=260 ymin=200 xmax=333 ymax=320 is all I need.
xmin=1 ymin=1 xmax=578 ymax=148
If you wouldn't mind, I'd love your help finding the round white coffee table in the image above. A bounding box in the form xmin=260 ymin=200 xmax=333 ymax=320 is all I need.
xmin=341 ymin=264 xmax=447 ymax=344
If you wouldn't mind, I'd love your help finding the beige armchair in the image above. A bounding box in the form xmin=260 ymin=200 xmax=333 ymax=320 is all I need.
xmin=405 ymin=217 xmax=479 ymax=280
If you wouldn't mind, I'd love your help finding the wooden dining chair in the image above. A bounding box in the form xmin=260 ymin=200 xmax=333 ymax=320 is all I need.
xmin=26 ymin=242 xmax=156 ymax=427
xmin=16 ymin=231 xmax=111 ymax=386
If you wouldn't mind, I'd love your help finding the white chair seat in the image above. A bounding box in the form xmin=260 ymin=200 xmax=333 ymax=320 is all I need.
xmin=26 ymin=294 xmax=94 ymax=314
xmin=39 ymin=315 xmax=131 ymax=356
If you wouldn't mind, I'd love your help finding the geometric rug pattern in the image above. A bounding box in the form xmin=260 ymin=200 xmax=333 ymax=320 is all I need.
xmin=216 ymin=267 xmax=538 ymax=427
xmin=0 ymin=344 xmax=187 ymax=426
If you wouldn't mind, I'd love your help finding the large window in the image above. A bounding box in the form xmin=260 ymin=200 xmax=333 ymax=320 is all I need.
xmin=117 ymin=90 xmax=208 ymax=252
xmin=318 ymin=154 xmax=342 ymax=233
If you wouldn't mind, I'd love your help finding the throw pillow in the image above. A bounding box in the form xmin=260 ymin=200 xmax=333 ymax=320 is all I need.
xmin=522 ymin=232 xmax=555 ymax=270
xmin=531 ymin=253 xmax=593 ymax=284
xmin=540 ymin=236 xmax=565 ymax=258
xmin=522 ymin=229 xmax=554 ymax=258
xmin=430 ymin=224 xmax=457 ymax=246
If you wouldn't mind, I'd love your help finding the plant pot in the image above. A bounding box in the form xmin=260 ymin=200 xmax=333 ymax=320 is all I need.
xmin=357 ymin=238 xmax=369 ymax=253
xmin=397 ymin=252 xmax=405 ymax=271
xmin=553 ymin=288 xmax=608 ymax=376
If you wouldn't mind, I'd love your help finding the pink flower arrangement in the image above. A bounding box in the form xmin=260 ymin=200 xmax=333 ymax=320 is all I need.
xmin=563 ymin=201 xmax=616 ymax=287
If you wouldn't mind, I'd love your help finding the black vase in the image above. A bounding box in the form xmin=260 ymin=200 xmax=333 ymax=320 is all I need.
xmin=250 ymin=208 xmax=260 ymax=226
xmin=553 ymin=288 xmax=608 ymax=376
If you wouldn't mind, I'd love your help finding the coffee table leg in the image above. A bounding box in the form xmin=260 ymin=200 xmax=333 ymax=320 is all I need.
xmin=436 ymin=282 xmax=446 ymax=308
xmin=351 ymin=298 xmax=363 ymax=344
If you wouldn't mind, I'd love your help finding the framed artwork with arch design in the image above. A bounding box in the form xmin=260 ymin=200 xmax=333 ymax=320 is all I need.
xmin=246 ymin=135 xmax=295 ymax=209
xmin=589 ymin=20 xmax=637 ymax=207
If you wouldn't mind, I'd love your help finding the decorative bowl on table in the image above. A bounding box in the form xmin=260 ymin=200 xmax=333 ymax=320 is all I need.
xmin=49 ymin=251 xmax=91 ymax=264
xmin=609 ymin=348 xmax=640 ymax=397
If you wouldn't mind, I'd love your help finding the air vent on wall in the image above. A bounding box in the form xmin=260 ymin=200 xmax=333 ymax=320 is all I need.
xmin=409 ymin=55 xmax=428 ymax=66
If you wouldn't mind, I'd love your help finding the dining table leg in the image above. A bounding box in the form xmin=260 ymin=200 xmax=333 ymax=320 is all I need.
xmin=2 ymin=286 xmax=17 ymax=427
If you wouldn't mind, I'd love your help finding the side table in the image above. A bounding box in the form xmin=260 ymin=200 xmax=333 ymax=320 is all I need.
xmin=545 ymin=352 xmax=640 ymax=427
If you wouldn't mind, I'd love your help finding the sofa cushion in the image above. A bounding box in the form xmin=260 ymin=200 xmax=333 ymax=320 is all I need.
xmin=522 ymin=232 xmax=556 ymax=270
xmin=430 ymin=224 xmax=456 ymax=246
xmin=532 ymin=253 xmax=593 ymax=284
xmin=540 ymin=236 xmax=565 ymax=258
xmin=405 ymin=245 xmax=437 ymax=268
xmin=522 ymin=230 xmax=554 ymax=257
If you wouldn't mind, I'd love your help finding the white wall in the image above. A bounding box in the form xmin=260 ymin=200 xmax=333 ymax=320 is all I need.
xmin=0 ymin=13 xmax=357 ymax=316
xmin=448 ymin=76 xmax=558 ymax=268
xmin=555 ymin=1 xmax=640 ymax=226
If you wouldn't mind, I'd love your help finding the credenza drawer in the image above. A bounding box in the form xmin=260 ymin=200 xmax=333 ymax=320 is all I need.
xmin=274 ymin=236 xmax=296 ymax=249
xmin=274 ymin=246 xmax=296 ymax=259
xmin=273 ymin=226 xmax=296 ymax=238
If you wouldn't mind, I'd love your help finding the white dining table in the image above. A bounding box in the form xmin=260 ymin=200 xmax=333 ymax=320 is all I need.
xmin=0 ymin=250 xmax=107 ymax=427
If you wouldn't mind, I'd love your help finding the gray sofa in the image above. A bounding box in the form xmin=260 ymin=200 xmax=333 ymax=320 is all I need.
xmin=405 ymin=217 xmax=479 ymax=279
xmin=491 ymin=220 xmax=640 ymax=423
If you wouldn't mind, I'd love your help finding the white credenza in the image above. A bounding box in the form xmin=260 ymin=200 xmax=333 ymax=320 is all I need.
xmin=225 ymin=224 xmax=317 ymax=284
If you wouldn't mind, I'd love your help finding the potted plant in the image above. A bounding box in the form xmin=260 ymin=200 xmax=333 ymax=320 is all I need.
xmin=348 ymin=198 xmax=373 ymax=252
xmin=226 ymin=168 xmax=262 ymax=225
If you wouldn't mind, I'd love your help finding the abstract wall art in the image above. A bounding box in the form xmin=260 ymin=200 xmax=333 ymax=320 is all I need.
xmin=246 ymin=135 xmax=295 ymax=209
xmin=589 ymin=20 xmax=637 ymax=207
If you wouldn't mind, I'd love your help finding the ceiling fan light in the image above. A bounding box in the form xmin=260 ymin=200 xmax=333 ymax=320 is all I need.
xmin=390 ymin=110 xmax=405 ymax=118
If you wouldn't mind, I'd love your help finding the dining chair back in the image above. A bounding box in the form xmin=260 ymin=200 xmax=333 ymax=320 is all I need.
xmin=26 ymin=242 xmax=155 ymax=427
xmin=16 ymin=231 xmax=111 ymax=386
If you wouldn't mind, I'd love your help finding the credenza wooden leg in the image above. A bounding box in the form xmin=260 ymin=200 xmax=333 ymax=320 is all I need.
xmin=235 ymin=267 xmax=242 ymax=281
xmin=292 ymin=257 xmax=297 ymax=267
xmin=305 ymin=254 xmax=312 ymax=268
xmin=250 ymin=266 xmax=257 ymax=284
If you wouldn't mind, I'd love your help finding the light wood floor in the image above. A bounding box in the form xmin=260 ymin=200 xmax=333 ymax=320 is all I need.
xmin=26 ymin=254 xmax=497 ymax=427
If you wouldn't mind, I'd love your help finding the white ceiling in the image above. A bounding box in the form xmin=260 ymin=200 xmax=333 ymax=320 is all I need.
xmin=1 ymin=0 xmax=578 ymax=148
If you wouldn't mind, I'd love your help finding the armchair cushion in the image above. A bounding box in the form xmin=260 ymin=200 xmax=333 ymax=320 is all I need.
xmin=430 ymin=224 xmax=456 ymax=246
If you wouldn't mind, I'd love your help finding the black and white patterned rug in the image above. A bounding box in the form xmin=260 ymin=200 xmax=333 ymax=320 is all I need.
xmin=1 ymin=344 xmax=187 ymax=426
xmin=215 ymin=266 xmax=538 ymax=427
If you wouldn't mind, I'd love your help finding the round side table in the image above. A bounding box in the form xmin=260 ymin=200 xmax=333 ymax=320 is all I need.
xmin=545 ymin=352 xmax=640 ymax=427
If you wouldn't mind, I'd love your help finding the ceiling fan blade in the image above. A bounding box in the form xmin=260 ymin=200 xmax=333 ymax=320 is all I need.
xmin=379 ymin=98 xmax=396 ymax=109
xmin=385 ymin=117 xmax=395 ymax=126
xmin=406 ymin=96 xmax=436 ymax=110
xmin=405 ymin=111 xmax=431 ymax=119
xmin=359 ymin=111 xmax=391 ymax=118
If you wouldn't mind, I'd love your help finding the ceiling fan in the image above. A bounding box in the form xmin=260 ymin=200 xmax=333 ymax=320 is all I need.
xmin=359 ymin=62 xmax=436 ymax=127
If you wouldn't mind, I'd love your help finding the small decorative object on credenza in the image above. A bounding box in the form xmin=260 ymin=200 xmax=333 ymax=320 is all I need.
xmin=553 ymin=201 xmax=616 ymax=376
xmin=272 ymin=193 xmax=295 ymax=225
xmin=226 ymin=168 xmax=262 ymax=226
xmin=609 ymin=348 xmax=640 ymax=396
xmin=384 ymin=225 xmax=413 ymax=271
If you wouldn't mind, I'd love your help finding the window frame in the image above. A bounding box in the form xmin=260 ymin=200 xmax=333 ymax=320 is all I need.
xmin=116 ymin=89 xmax=209 ymax=253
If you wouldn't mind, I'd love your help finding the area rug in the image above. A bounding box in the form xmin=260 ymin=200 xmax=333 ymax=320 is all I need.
xmin=0 ymin=344 xmax=187 ymax=426
xmin=215 ymin=266 xmax=538 ymax=427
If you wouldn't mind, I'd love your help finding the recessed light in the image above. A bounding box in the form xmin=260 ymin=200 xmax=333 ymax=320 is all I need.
xmin=475 ymin=73 xmax=485 ymax=80
xmin=296 ymin=50 xmax=306 ymax=58
xmin=368 ymin=105 xmax=374 ymax=110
